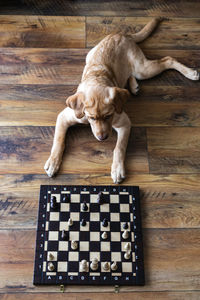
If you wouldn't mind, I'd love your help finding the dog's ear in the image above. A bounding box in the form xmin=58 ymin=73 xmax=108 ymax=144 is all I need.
xmin=66 ymin=92 xmax=85 ymax=119
xmin=108 ymin=87 xmax=130 ymax=114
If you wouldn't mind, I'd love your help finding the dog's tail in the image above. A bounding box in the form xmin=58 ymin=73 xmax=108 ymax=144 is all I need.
xmin=130 ymin=17 xmax=165 ymax=43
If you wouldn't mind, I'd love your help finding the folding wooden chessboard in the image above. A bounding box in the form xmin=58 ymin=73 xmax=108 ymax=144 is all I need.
xmin=33 ymin=185 xmax=145 ymax=286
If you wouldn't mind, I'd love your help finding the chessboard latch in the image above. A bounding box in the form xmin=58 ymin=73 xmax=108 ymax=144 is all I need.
xmin=114 ymin=285 xmax=120 ymax=293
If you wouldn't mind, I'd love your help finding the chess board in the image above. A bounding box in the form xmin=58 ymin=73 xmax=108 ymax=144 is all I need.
xmin=33 ymin=185 xmax=145 ymax=286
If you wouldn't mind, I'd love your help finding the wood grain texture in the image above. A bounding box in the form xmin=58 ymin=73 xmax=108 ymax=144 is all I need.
xmin=148 ymin=127 xmax=200 ymax=173
xmin=0 ymin=229 xmax=199 ymax=292
xmin=86 ymin=17 xmax=200 ymax=49
xmin=0 ymin=174 xmax=200 ymax=230
xmin=0 ymin=126 xmax=148 ymax=175
xmin=0 ymin=15 xmax=85 ymax=48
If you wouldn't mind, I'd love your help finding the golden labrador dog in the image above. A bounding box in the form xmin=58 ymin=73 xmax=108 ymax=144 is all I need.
xmin=44 ymin=18 xmax=199 ymax=183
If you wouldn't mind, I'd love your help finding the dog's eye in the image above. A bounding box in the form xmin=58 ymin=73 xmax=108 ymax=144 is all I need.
xmin=90 ymin=117 xmax=96 ymax=121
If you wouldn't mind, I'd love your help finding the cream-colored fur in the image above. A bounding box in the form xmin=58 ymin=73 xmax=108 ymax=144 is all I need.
xmin=45 ymin=17 xmax=199 ymax=183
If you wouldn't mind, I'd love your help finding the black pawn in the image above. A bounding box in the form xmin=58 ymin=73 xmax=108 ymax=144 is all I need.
xmin=50 ymin=196 xmax=57 ymax=209
xmin=81 ymin=219 xmax=86 ymax=226
xmin=61 ymin=230 xmax=67 ymax=240
xmin=82 ymin=201 xmax=88 ymax=211
xmin=97 ymin=192 xmax=104 ymax=204
xmin=102 ymin=218 xmax=108 ymax=227
xmin=123 ymin=222 xmax=128 ymax=230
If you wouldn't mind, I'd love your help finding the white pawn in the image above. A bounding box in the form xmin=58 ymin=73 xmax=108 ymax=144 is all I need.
xmin=122 ymin=230 xmax=129 ymax=239
xmin=103 ymin=261 xmax=109 ymax=271
xmin=124 ymin=251 xmax=131 ymax=260
xmin=47 ymin=262 xmax=55 ymax=271
xmin=80 ymin=259 xmax=88 ymax=272
xmin=68 ymin=218 xmax=73 ymax=226
xmin=124 ymin=242 xmax=131 ymax=251
xmin=111 ymin=261 xmax=118 ymax=271
xmin=71 ymin=240 xmax=78 ymax=250
xmin=101 ymin=231 xmax=107 ymax=240
xmin=90 ymin=258 xmax=98 ymax=271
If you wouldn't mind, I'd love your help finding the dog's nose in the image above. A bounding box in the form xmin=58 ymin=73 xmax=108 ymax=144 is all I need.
xmin=97 ymin=134 xmax=108 ymax=141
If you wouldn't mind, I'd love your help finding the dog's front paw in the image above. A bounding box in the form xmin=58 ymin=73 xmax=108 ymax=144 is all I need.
xmin=187 ymin=69 xmax=199 ymax=81
xmin=44 ymin=155 xmax=61 ymax=177
xmin=111 ymin=162 xmax=126 ymax=184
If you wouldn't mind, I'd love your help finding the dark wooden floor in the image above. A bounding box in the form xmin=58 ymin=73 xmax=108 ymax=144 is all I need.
xmin=0 ymin=1 xmax=200 ymax=299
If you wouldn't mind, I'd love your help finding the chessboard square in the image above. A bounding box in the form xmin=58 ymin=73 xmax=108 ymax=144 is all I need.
xmin=57 ymin=251 xmax=67 ymax=261
xmin=111 ymin=241 xmax=121 ymax=252
xmin=119 ymin=194 xmax=129 ymax=203
xmin=68 ymin=251 xmax=79 ymax=261
xmin=111 ymin=252 xmax=121 ymax=261
xmin=100 ymin=204 xmax=110 ymax=212
xmin=68 ymin=261 xmax=79 ymax=272
xmin=51 ymin=194 xmax=60 ymax=203
xmin=121 ymin=241 xmax=132 ymax=252
xmin=90 ymin=212 xmax=100 ymax=221
xmin=120 ymin=204 xmax=130 ymax=212
xmin=110 ymin=213 xmax=120 ymax=222
xmin=122 ymin=262 xmax=133 ymax=273
xmin=80 ymin=222 xmax=89 ymax=231
xmin=80 ymin=231 xmax=90 ymax=241
xmin=57 ymin=261 xmax=67 ymax=272
xmin=90 ymin=194 xmax=98 ymax=203
xmin=120 ymin=212 xmax=130 ymax=222
xmin=47 ymin=251 xmax=57 ymax=261
xmin=90 ymin=252 xmax=100 ymax=261
xmin=111 ymin=232 xmax=121 ymax=241
xmin=90 ymin=203 xmax=99 ymax=212
xmin=69 ymin=231 xmax=79 ymax=241
xmin=70 ymin=212 xmax=80 ymax=221
xmin=101 ymin=262 xmax=110 ymax=272
xmin=90 ymin=231 xmax=100 ymax=241
xmin=60 ymin=203 xmax=69 ymax=211
xmin=59 ymin=221 xmax=68 ymax=231
xmin=101 ymin=242 xmax=110 ymax=252
xmin=80 ymin=241 xmax=89 ymax=251
xmin=90 ymin=241 xmax=100 ymax=252
xmin=90 ymin=221 xmax=100 ymax=231
xmin=110 ymin=195 xmax=119 ymax=203
xmin=120 ymin=222 xmax=130 ymax=231
xmin=110 ymin=222 xmax=120 ymax=232
xmin=71 ymin=194 xmax=80 ymax=203
xmin=101 ymin=251 xmax=111 ymax=261
xmin=49 ymin=212 xmax=59 ymax=221
xmin=49 ymin=221 xmax=59 ymax=231
xmin=48 ymin=231 xmax=58 ymax=241
xmin=70 ymin=203 xmax=80 ymax=212
xmin=58 ymin=241 xmax=68 ymax=251
xmin=47 ymin=241 xmax=58 ymax=251
xmin=100 ymin=223 xmax=110 ymax=231
xmin=81 ymin=203 xmax=90 ymax=212
xmin=60 ymin=212 xmax=69 ymax=221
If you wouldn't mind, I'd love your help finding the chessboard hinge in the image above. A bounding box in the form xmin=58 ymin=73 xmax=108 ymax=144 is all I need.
xmin=60 ymin=284 xmax=65 ymax=293
xmin=114 ymin=285 xmax=120 ymax=293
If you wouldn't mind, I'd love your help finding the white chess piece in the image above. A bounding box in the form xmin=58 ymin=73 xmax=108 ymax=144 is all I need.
xmin=80 ymin=259 xmax=88 ymax=272
xmin=124 ymin=251 xmax=131 ymax=260
xmin=90 ymin=258 xmax=98 ymax=271
xmin=111 ymin=261 xmax=118 ymax=271
xmin=103 ymin=261 xmax=109 ymax=271
xmin=47 ymin=262 xmax=55 ymax=271
xmin=68 ymin=218 xmax=73 ymax=226
xmin=122 ymin=230 xmax=129 ymax=239
xmin=101 ymin=231 xmax=107 ymax=240
xmin=71 ymin=240 xmax=78 ymax=250
xmin=48 ymin=253 xmax=54 ymax=261
xmin=124 ymin=242 xmax=131 ymax=251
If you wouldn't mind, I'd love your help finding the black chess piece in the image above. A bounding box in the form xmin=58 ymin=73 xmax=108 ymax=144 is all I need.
xmin=123 ymin=222 xmax=128 ymax=230
xmin=97 ymin=192 xmax=104 ymax=204
xmin=81 ymin=219 xmax=86 ymax=226
xmin=102 ymin=218 xmax=108 ymax=227
xmin=50 ymin=196 xmax=57 ymax=209
xmin=62 ymin=195 xmax=69 ymax=202
xmin=82 ymin=201 xmax=88 ymax=211
xmin=61 ymin=230 xmax=68 ymax=240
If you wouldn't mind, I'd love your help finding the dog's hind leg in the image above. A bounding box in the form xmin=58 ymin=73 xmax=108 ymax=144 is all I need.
xmin=128 ymin=75 xmax=139 ymax=95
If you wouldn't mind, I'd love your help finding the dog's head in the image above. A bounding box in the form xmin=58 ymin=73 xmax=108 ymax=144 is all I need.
xmin=66 ymin=87 xmax=130 ymax=141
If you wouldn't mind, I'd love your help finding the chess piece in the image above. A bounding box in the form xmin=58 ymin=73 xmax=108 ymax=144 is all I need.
xmin=50 ymin=196 xmax=57 ymax=209
xmin=68 ymin=218 xmax=73 ymax=226
xmin=82 ymin=201 xmax=88 ymax=211
xmin=124 ymin=242 xmax=131 ymax=251
xmin=124 ymin=251 xmax=131 ymax=260
xmin=97 ymin=192 xmax=103 ymax=204
xmin=48 ymin=253 xmax=54 ymax=261
xmin=62 ymin=195 xmax=69 ymax=202
xmin=90 ymin=258 xmax=98 ymax=271
xmin=122 ymin=230 xmax=129 ymax=239
xmin=103 ymin=261 xmax=109 ymax=271
xmin=123 ymin=222 xmax=128 ymax=230
xmin=102 ymin=218 xmax=108 ymax=227
xmin=111 ymin=261 xmax=118 ymax=271
xmin=81 ymin=218 xmax=86 ymax=226
xmin=80 ymin=259 xmax=88 ymax=272
xmin=47 ymin=262 xmax=55 ymax=271
xmin=101 ymin=231 xmax=107 ymax=240
xmin=71 ymin=240 xmax=78 ymax=250
xmin=61 ymin=230 xmax=67 ymax=240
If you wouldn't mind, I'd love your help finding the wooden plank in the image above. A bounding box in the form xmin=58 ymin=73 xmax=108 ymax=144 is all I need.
xmin=0 ymin=15 xmax=85 ymax=48
xmin=0 ymin=229 xmax=200 ymax=292
xmin=0 ymin=292 xmax=199 ymax=300
xmin=0 ymin=48 xmax=199 ymax=85
xmin=148 ymin=127 xmax=200 ymax=173
xmin=0 ymin=173 xmax=200 ymax=230
xmin=86 ymin=17 xmax=200 ymax=49
xmin=0 ymin=0 xmax=200 ymax=17
xmin=0 ymin=126 xmax=148 ymax=175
